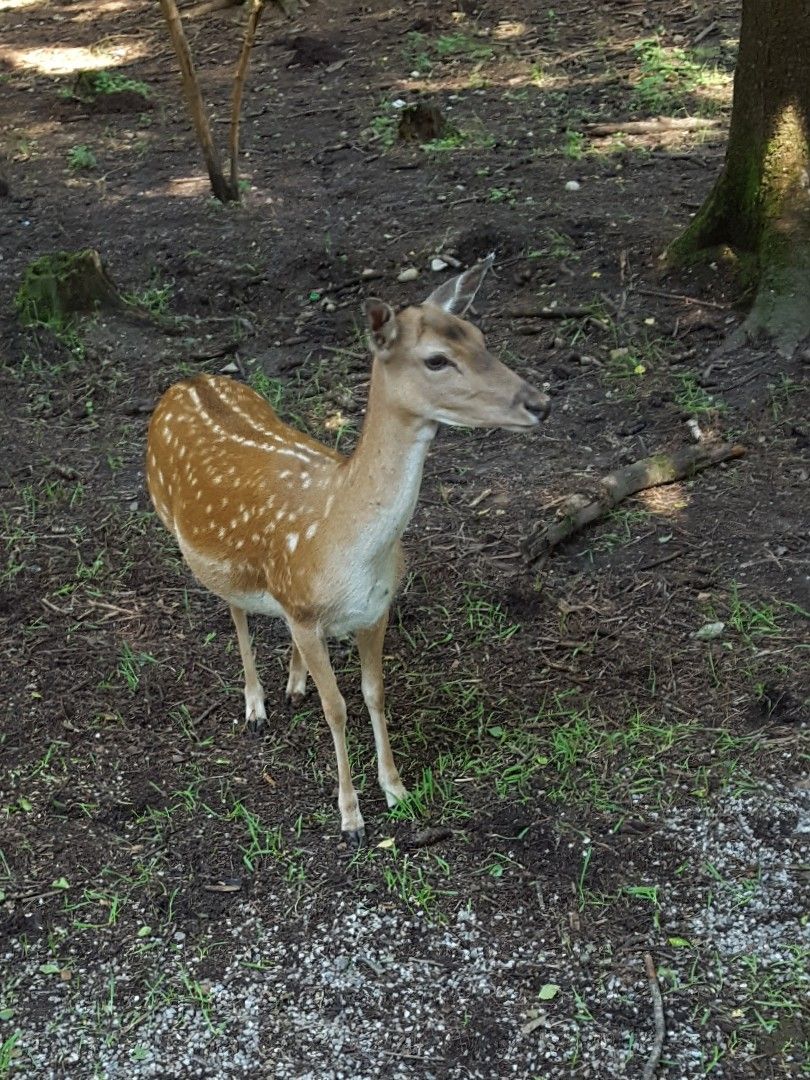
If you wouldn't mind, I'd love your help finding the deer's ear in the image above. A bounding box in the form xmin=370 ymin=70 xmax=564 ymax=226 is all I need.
xmin=363 ymin=298 xmax=398 ymax=353
xmin=424 ymin=253 xmax=495 ymax=316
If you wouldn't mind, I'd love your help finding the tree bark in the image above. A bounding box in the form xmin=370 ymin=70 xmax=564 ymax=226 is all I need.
xmin=229 ymin=0 xmax=266 ymax=194
xmin=667 ymin=0 xmax=810 ymax=352
xmin=159 ymin=0 xmax=239 ymax=203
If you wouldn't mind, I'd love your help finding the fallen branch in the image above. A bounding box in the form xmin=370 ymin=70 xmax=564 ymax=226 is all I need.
xmin=584 ymin=117 xmax=721 ymax=137
xmin=642 ymin=952 xmax=666 ymax=1080
xmin=525 ymin=442 xmax=746 ymax=561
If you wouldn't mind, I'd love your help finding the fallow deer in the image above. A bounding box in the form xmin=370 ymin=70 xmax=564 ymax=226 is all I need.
xmin=146 ymin=256 xmax=549 ymax=843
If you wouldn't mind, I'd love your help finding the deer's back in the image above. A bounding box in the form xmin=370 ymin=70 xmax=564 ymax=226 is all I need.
xmin=146 ymin=374 xmax=345 ymax=613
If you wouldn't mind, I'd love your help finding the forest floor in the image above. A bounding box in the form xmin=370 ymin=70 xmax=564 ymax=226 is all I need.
xmin=0 ymin=0 xmax=808 ymax=1077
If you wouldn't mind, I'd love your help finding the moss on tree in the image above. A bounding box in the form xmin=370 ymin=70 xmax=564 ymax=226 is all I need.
xmin=666 ymin=0 xmax=810 ymax=352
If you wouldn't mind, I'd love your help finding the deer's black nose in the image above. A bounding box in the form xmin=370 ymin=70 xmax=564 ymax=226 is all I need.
xmin=519 ymin=386 xmax=551 ymax=422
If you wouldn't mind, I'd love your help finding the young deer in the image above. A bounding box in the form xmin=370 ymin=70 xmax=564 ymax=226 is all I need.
xmin=146 ymin=257 xmax=549 ymax=843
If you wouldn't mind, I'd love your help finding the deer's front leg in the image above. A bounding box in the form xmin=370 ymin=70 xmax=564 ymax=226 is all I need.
xmin=357 ymin=613 xmax=408 ymax=809
xmin=288 ymin=620 xmax=364 ymax=844
xmin=230 ymin=605 xmax=266 ymax=731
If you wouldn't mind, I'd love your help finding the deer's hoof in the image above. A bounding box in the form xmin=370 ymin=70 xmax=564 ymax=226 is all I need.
xmin=343 ymin=825 xmax=366 ymax=849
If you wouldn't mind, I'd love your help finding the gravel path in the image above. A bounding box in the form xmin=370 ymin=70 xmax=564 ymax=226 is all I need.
xmin=5 ymin=785 xmax=807 ymax=1079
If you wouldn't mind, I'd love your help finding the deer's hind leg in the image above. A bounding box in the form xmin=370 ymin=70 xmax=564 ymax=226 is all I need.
xmin=285 ymin=640 xmax=308 ymax=706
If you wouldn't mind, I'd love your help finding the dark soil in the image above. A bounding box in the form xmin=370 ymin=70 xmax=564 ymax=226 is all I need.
xmin=1 ymin=1 xmax=808 ymax=1077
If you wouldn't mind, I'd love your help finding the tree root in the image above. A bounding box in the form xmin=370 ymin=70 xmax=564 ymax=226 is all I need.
xmin=524 ymin=442 xmax=746 ymax=562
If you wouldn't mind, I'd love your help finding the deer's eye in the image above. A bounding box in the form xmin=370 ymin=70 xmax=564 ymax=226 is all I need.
xmin=424 ymin=354 xmax=452 ymax=372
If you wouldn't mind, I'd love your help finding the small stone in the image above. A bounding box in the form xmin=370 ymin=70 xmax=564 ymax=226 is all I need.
xmin=220 ymin=361 xmax=239 ymax=374
xmin=430 ymin=258 xmax=448 ymax=272
xmin=694 ymin=621 xmax=725 ymax=641
xmin=397 ymin=267 xmax=419 ymax=282
xmin=564 ymin=180 xmax=581 ymax=191
xmin=361 ymin=267 xmax=378 ymax=278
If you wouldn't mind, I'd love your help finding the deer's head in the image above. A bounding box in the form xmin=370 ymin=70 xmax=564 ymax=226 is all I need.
xmin=364 ymin=256 xmax=550 ymax=432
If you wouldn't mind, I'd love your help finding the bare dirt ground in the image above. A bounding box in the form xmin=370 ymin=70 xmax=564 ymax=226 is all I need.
xmin=0 ymin=1 xmax=808 ymax=1077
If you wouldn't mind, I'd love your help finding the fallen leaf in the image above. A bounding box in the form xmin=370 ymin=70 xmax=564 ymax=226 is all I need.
xmin=538 ymin=983 xmax=560 ymax=1001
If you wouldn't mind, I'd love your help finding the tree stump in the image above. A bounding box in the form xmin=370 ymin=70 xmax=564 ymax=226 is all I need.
xmin=397 ymin=102 xmax=447 ymax=144
xmin=15 ymin=250 xmax=124 ymax=328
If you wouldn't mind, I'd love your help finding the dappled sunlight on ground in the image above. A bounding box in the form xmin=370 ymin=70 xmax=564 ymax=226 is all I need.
xmin=1 ymin=41 xmax=149 ymax=75
xmin=637 ymin=482 xmax=689 ymax=516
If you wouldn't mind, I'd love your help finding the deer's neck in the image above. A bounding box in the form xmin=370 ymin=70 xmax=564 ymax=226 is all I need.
xmin=340 ymin=362 xmax=436 ymax=559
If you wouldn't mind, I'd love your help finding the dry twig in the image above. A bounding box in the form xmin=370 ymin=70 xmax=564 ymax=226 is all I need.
xmin=525 ymin=443 xmax=746 ymax=561
xmin=642 ymin=952 xmax=666 ymax=1080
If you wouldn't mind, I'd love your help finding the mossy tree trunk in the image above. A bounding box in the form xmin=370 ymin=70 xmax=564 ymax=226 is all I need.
xmin=667 ymin=0 xmax=810 ymax=352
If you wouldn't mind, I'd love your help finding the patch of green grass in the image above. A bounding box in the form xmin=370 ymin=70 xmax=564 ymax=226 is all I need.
xmin=434 ymin=32 xmax=494 ymax=61
xmin=540 ymin=699 xmax=762 ymax=814
xmin=529 ymin=228 xmax=580 ymax=262
xmin=249 ymin=369 xmax=285 ymax=410
xmin=228 ymin=800 xmax=306 ymax=881
xmin=590 ymin=508 xmax=651 ymax=552
xmin=115 ymin=642 xmax=157 ymax=693
xmin=125 ymin=280 xmax=173 ymax=316
xmin=365 ymin=108 xmax=398 ymax=148
xmin=767 ymin=375 xmax=803 ymax=421
xmin=388 ymin=759 xmax=470 ymax=823
xmin=376 ymin=846 xmax=454 ymax=918
xmin=632 ymin=38 xmax=727 ymax=115
xmin=674 ymin=373 xmax=724 ymax=414
xmin=67 ymin=68 xmax=150 ymax=101
xmin=564 ymin=129 xmax=585 ymax=159
xmin=606 ymin=347 xmax=649 ymax=380
xmin=402 ymin=32 xmax=433 ymax=74
xmin=67 ymin=144 xmax=97 ymax=171
xmin=0 ymin=1030 xmax=21 ymax=1074
xmin=727 ymin=584 xmax=784 ymax=645
xmin=421 ymin=122 xmax=494 ymax=154
xmin=460 ymin=585 xmax=520 ymax=644
xmin=402 ymin=30 xmax=494 ymax=73
xmin=488 ymin=186 xmax=516 ymax=204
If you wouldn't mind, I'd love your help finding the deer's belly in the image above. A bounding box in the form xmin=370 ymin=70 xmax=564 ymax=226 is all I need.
xmin=178 ymin=534 xmax=287 ymax=619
